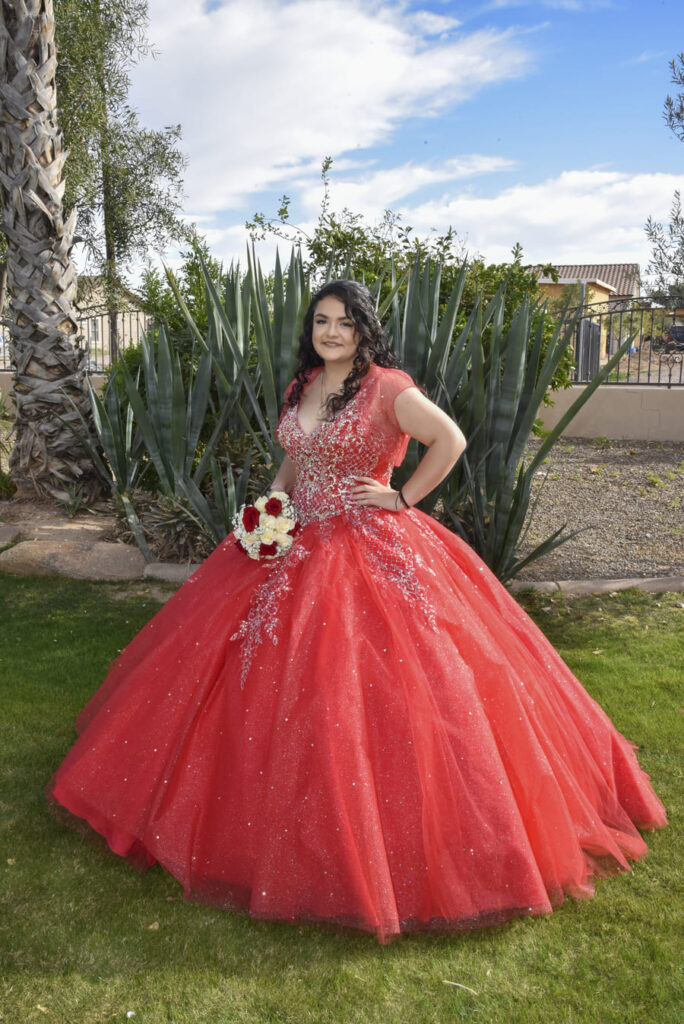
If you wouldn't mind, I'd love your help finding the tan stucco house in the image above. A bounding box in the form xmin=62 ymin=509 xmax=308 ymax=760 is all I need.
xmin=537 ymin=264 xmax=641 ymax=360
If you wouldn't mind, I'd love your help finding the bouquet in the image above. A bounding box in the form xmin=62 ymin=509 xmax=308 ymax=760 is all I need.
xmin=232 ymin=491 xmax=297 ymax=560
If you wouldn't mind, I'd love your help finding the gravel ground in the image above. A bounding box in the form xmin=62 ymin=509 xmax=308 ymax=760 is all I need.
xmin=516 ymin=438 xmax=684 ymax=581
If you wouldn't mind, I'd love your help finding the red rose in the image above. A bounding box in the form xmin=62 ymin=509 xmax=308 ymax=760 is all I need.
xmin=259 ymin=542 xmax=278 ymax=557
xmin=265 ymin=496 xmax=283 ymax=516
xmin=242 ymin=505 xmax=260 ymax=532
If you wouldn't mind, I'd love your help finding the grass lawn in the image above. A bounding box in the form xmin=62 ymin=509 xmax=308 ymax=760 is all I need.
xmin=0 ymin=575 xmax=681 ymax=1024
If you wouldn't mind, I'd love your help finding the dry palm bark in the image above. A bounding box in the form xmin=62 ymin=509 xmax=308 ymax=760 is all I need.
xmin=0 ymin=0 xmax=102 ymax=500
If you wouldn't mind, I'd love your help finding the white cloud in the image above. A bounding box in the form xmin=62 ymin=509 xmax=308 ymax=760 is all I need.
xmin=627 ymin=49 xmax=668 ymax=65
xmin=481 ymin=0 xmax=615 ymax=10
xmin=388 ymin=169 xmax=682 ymax=267
xmin=297 ymin=155 xmax=516 ymax=217
xmin=409 ymin=11 xmax=461 ymax=35
xmin=130 ymin=0 xmax=531 ymax=217
xmin=124 ymin=1 xmax=675 ymax=278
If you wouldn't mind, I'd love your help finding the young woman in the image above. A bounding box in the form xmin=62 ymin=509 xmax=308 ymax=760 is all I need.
xmin=47 ymin=280 xmax=667 ymax=943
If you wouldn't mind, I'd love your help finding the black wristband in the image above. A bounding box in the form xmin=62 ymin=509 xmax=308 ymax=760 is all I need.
xmin=398 ymin=488 xmax=411 ymax=509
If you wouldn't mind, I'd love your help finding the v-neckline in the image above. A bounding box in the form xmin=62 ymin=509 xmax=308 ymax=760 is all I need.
xmin=294 ymin=365 xmax=376 ymax=438
xmin=294 ymin=366 xmax=326 ymax=438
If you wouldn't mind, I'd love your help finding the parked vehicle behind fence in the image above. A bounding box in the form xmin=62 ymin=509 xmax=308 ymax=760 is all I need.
xmin=651 ymin=324 xmax=684 ymax=354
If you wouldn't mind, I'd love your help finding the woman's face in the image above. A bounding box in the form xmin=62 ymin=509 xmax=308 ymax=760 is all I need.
xmin=311 ymin=295 xmax=360 ymax=371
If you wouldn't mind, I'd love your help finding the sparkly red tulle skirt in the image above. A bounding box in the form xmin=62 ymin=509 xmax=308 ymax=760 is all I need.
xmin=46 ymin=508 xmax=667 ymax=943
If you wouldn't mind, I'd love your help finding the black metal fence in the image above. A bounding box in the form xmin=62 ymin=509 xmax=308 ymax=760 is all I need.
xmin=0 ymin=308 xmax=150 ymax=374
xmin=3 ymin=298 xmax=683 ymax=388
xmin=572 ymin=297 xmax=684 ymax=387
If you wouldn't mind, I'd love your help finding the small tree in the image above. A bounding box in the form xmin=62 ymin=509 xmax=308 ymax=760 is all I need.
xmin=646 ymin=191 xmax=684 ymax=303
xmin=645 ymin=54 xmax=684 ymax=301
xmin=248 ymin=157 xmax=466 ymax=290
xmin=1 ymin=2 xmax=188 ymax=361
xmin=138 ymin=234 xmax=225 ymax=349
xmin=56 ymin=1 xmax=186 ymax=355
xmin=663 ymin=52 xmax=684 ymax=141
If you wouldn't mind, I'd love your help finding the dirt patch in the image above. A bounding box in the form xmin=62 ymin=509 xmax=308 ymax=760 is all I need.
xmin=517 ymin=438 xmax=684 ymax=581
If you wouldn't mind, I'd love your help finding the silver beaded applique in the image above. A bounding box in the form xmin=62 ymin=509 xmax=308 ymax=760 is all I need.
xmin=230 ymin=542 xmax=310 ymax=689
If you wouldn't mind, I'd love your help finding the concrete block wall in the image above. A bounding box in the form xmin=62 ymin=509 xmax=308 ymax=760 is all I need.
xmin=537 ymin=385 xmax=684 ymax=442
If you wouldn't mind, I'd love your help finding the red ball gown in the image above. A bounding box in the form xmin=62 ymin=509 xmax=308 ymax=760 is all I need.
xmin=46 ymin=364 xmax=667 ymax=943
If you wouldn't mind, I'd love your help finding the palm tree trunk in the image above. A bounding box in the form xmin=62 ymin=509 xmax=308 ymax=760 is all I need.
xmin=0 ymin=0 xmax=102 ymax=500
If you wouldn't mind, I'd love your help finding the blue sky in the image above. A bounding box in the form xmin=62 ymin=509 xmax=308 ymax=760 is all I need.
xmin=126 ymin=0 xmax=684 ymax=280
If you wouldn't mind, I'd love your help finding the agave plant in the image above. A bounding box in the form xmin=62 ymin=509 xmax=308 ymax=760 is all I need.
xmin=383 ymin=259 xmax=468 ymax=509
xmin=450 ymin=303 xmax=633 ymax=581
xmin=383 ymin=258 xmax=468 ymax=386
xmin=392 ymin=271 xmax=632 ymax=581
xmin=71 ymin=246 xmax=630 ymax=579
xmin=62 ymin=372 xmax=149 ymax=555
xmin=250 ymin=246 xmax=310 ymax=427
xmin=118 ymin=326 xmax=253 ymax=545
xmin=66 ymin=324 xmax=252 ymax=559
xmin=170 ymin=246 xmax=310 ymax=467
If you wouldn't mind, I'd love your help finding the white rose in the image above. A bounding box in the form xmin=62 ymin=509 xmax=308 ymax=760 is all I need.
xmin=270 ymin=490 xmax=289 ymax=502
xmin=255 ymin=495 xmax=268 ymax=512
xmin=275 ymin=533 xmax=293 ymax=549
xmin=261 ymin=528 xmax=275 ymax=544
xmin=262 ymin=514 xmax=277 ymax=529
xmin=275 ymin=516 xmax=295 ymax=532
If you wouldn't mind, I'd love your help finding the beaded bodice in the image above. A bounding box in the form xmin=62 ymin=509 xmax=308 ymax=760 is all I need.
xmin=276 ymin=365 xmax=415 ymax=526
xmin=231 ymin=365 xmax=433 ymax=684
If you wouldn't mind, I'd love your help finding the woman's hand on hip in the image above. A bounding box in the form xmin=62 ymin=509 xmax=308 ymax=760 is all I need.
xmin=350 ymin=476 xmax=404 ymax=512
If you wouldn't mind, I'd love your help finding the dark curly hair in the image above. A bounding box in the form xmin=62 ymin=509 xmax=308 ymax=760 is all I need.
xmin=287 ymin=279 xmax=401 ymax=418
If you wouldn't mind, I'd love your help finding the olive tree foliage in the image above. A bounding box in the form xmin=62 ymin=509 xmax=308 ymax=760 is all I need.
xmin=645 ymin=54 xmax=684 ymax=302
xmin=663 ymin=52 xmax=684 ymax=142
xmin=646 ymin=191 xmax=684 ymax=303
xmin=247 ymin=156 xmax=466 ymax=290
xmin=57 ymin=0 xmax=187 ymax=316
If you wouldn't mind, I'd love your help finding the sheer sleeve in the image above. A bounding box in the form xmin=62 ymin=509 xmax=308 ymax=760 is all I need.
xmin=376 ymin=368 xmax=418 ymax=429
xmin=373 ymin=367 xmax=418 ymax=466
